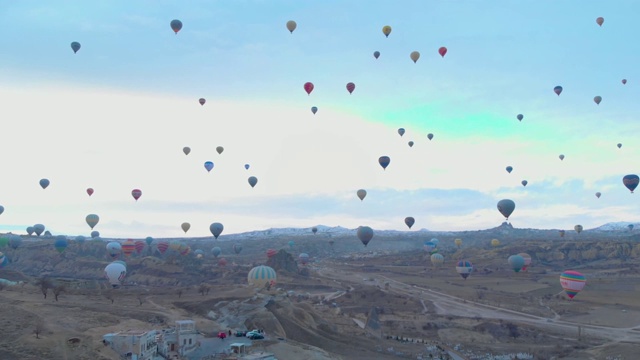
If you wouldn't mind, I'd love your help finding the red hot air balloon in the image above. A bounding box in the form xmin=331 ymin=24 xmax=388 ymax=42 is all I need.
xmin=304 ymin=82 xmax=314 ymax=95
xmin=131 ymin=189 xmax=142 ymax=201
xmin=346 ymin=82 xmax=355 ymax=94
xmin=157 ymin=241 xmax=169 ymax=254
xmin=122 ymin=239 xmax=136 ymax=257
xmin=266 ymin=249 xmax=277 ymax=258
xmin=134 ymin=240 xmax=145 ymax=255
xmin=438 ymin=47 xmax=447 ymax=57
xmin=86 ymin=188 xmax=94 ymax=196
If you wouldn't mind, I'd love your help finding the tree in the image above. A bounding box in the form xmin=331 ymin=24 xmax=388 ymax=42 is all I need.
xmin=136 ymin=294 xmax=145 ymax=306
xmin=35 ymin=277 xmax=53 ymax=299
xmin=53 ymin=284 xmax=65 ymax=302
xmin=104 ymin=290 xmax=115 ymax=304
xmin=33 ymin=322 xmax=45 ymax=339
xmin=176 ymin=288 xmax=183 ymax=298
xmin=505 ymin=323 xmax=521 ymax=339
xmin=198 ymin=284 xmax=209 ymax=296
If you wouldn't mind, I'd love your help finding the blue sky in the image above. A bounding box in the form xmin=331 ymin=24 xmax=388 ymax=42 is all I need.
xmin=0 ymin=1 xmax=639 ymax=238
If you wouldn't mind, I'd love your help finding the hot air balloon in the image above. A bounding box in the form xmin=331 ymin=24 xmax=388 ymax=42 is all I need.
xmin=595 ymin=192 xmax=601 ymax=198
xmin=199 ymin=98 xmax=206 ymax=106
xmin=622 ymin=79 xmax=627 ymax=85
xmin=266 ymin=249 xmax=277 ymax=258
xmin=299 ymin=253 xmax=310 ymax=265
xmin=521 ymin=180 xmax=528 ymax=187
xmin=508 ymin=255 xmax=525 ymax=273
xmin=311 ymin=106 xmax=318 ymax=114
xmin=248 ymin=265 xmax=277 ymax=288
xmin=0 ymin=237 xmax=8 ymax=249
xmin=39 ymin=178 xmax=50 ymax=189
xmin=70 ymin=41 xmax=81 ymax=54
xmin=183 ymin=146 xmax=191 ymax=155
xmin=210 ymin=222 xmax=224 ymax=239
xmin=122 ymin=240 xmax=136 ymax=257
xmin=233 ymin=243 xmax=242 ymax=254
xmin=357 ymin=226 xmax=374 ymax=246
xmin=0 ymin=206 xmax=3 ymax=215
xmin=378 ymin=156 xmax=390 ymax=170
xmin=554 ymin=86 xmax=563 ymax=96
xmin=131 ymin=189 xmax=142 ymax=201
xmin=248 ymin=176 xmax=258 ymax=188
xmin=212 ymin=246 xmax=221 ymax=258
xmin=596 ymin=17 xmax=604 ymax=26
xmin=106 ymin=242 xmax=122 ymax=259
xmin=404 ymin=217 xmax=415 ymax=229
xmin=438 ymin=47 xmax=447 ymax=57
xmin=216 ymin=146 xmax=224 ymax=154
xmin=204 ymin=161 xmax=214 ymax=172
xmin=304 ymin=82 xmax=314 ymax=95
xmin=26 ymin=226 xmax=34 ymax=236
xmin=382 ymin=25 xmax=392 ymax=37
xmin=346 ymin=82 xmax=355 ymax=94
xmin=408 ymin=141 xmax=414 ymax=147
xmin=410 ymin=51 xmax=420 ymax=63
xmin=218 ymin=258 xmax=227 ymax=267
xmin=356 ymin=189 xmax=367 ymax=201
xmin=594 ymin=96 xmax=602 ymax=105
xmin=286 ymin=20 xmax=297 ymax=33
xmin=8 ymin=235 xmax=21 ymax=250
xmin=86 ymin=214 xmax=99 ymax=229
xmin=517 ymin=114 xmax=523 ymax=121
xmin=75 ymin=235 xmax=86 ymax=244
xmin=456 ymin=260 xmax=473 ymax=279
xmin=34 ymin=224 xmax=45 ymax=236
xmin=156 ymin=241 xmax=169 ymax=255
xmin=497 ymin=199 xmax=516 ymax=220
xmin=574 ymin=225 xmax=583 ymax=234
xmin=398 ymin=128 xmax=405 ymax=137
xmin=623 ymin=174 xmax=639 ymax=193
xmin=518 ymin=253 xmax=532 ymax=271
xmin=194 ymin=249 xmax=204 ymax=259
xmin=134 ymin=240 xmax=145 ymax=255
xmin=104 ymin=262 xmax=127 ymax=288
xmin=454 ymin=238 xmax=462 ymax=248
xmin=373 ymin=51 xmax=380 ymax=59
xmin=431 ymin=238 xmax=439 ymax=247
xmin=559 ymin=154 xmax=565 ymax=161
xmin=427 ymin=133 xmax=434 ymax=140
xmin=617 ymin=143 xmax=622 ymax=149
xmin=181 ymin=222 xmax=190 ymax=233
xmin=91 ymin=230 xmax=100 ymax=239
xmin=423 ymin=241 xmax=437 ymax=254
xmin=559 ymin=230 xmax=565 ymax=237
xmin=506 ymin=166 xmax=513 ymax=173
xmin=560 ymin=270 xmax=586 ymax=299
xmin=170 ymin=19 xmax=183 ymax=34
xmin=491 ymin=239 xmax=500 ymax=247
xmin=0 ymin=252 xmax=6 ymax=268
xmin=628 ymin=224 xmax=634 ymax=231
xmin=430 ymin=253 xmax=444 ymax=268
xmin=54 ymin=236 xmax=68 ymax=254
xmin=244 ymin=164 xmax=250 ymax=170
xmin=86 ymin=188 xmax=94 ymax=196
xmin=145 ymin=236 xmax=154 ymax=247
xmin=311 ymin=227 xmax=318 ymax=234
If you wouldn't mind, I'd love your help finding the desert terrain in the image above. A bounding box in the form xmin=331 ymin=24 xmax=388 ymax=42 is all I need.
xmin=0 ymin=224 xmax=639 ymax=359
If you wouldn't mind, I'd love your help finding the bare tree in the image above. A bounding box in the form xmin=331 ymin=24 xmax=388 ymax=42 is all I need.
xmin=104 ymin=290 xmax=115 ymax=304
xmin=35 ymin=277 xmax=53 ymax=299
xmin=198 ymin=284 xmax=210 ymax=296
xmin=53 ymin=284 xmax=65 ymax=302
xmin=33 ymin=322 xmax=45 ymax=339
xmin=136 ymin=294 xmax=145 ymax=306
xmin=176 ymin=288 xmax=183 ymax=298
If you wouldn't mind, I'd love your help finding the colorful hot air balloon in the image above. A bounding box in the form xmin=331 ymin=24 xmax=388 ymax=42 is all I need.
xmin=427 ymin=133 xmax=434 ymax=140
xmin=346 ymin=82 xmax=355 ymax=94
xmin=456 ymin=260 xmax=473 ymax=279
xmin=398 ymin=128 xmax=405 ymax=137
xmin=382 ymin=25 xmax=392 ymax=37
xmin=517 ymin=114 xmax=523 ymax=121
xmin=266 ymin=249 xmax=277 ymax=258
xmin=39 ymin=178 xmax=50 ymax=189
xmin=356 ymin=189 xmax=367 ymax=201
xmin=311 ymin=106 xmax=318 ymax=114
xmin=204 ymin=161 xmax=214 ymax=172
xmin=595 ymin=192 xmax=601 ymax=198
xmin=404 ymin=216 xmax=415 ymax=229
xmin=423 ymin=241 xmax=437 ymax=254
xmin=491 ymin=239 xmax=500 ymax=247
xmin=508 ymin=255 xmax=525 ymax=273
xmin=378 ymin=156 xmax=390 ymax=170
xmin=286 ymin=20 xmax=297 ymax=33
xmin=156 ymin=241 xmax=169 ymax=255
xmin=131 ymin=189 xmax=142 ymax=201
xmin=199 ymin=98 xmax=206 ymax=106
xmin=86 ymin=188 xmax=94 ymax=196
xmin=574 ymin=225 xmax=583 ymax=234
xmin=248 ymin=176 xmax=258 ymax=188
xmin=357 ymin=226 xmax=374 ymax=246
xmin=54 ymin=236 xmax=68 ymax=254
xmin=454 ymin=238 xmax=462 ymax=248
xmin=247 ymin=265 xmax=277 ymax=288
xmin=216 ymin=146 xmax=224 ymax=154
xmin=86 ymin=214 xmax=99 ymax=229
xmin=106 ymin=241 xmax=122 ymax=259
xmin=299 ymin=253 xmax=310 ymax=265
xmin=521 ymin=180 xmax=528 ymax=187
xmin=122 ymin=239 xmax=136 ymax=257
xmin=560 ymin=270 xmax=586 ymax=299
xmin=438 ymin=46 xmax=447 ymax=57
xmin=181 ymin=222 xmax=190 ymax=233
xmin=210 ymin=222 xmax=224 ymax=239
xmin=554 ymin=86 xmax=563 ymax=96
xmin=623 ymin=174 xmax=639 ymax=193
xmin=410 ymin=51 xmax=420 ymax=63
xmin=104 ymin=262 xmax=127 ymax=288
xmin=594 ymin=96 xmax=602 ymax=105
xmin=170 ymin=19 xmax=183 ymax=34
xmin=506 ymin=166 xmax=513 ymax=173
xmin=497 ymin=199 xmax=516 ymax=220
xmin=304 ymin=82 xmax=314 ymax=95
xmin=134 ymin=240 xmax=145 ymax=255
xmin=183 ymin=146 xmax=191 ymax=155
xmin=70 ymin=41 xmax=81 ymax=54
xmin=596 ymin=17 xmax=604 ymax=26
xmin=518 ymin=253 xmax=532 ymax=271
xmin=430 ymin=253 xmax=444 ymax=268
xmin=373 ymin=51 xmax=380 ymax=59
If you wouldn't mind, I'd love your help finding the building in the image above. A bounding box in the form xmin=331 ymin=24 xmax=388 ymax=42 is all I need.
xmin=157 ymin=320 xmax=199 ymax=358
xmin=102 ymin=329 xmax=159 ymax=360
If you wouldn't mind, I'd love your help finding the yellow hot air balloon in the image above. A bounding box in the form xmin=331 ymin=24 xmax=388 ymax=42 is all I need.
xmin=382 ymin=25 xmax=392 ymax=37
xmin=454 ymin=238 xmax=462 ymax=248
xmin=286 ymin=20 xmax=297 ymax=33
xmin=491 ymin=239 xmax=500 ymax=247
xmin=410 ymin=51 xmax=420 ymax=63
xmin=181 ymin=222 xmax=190 ymax=233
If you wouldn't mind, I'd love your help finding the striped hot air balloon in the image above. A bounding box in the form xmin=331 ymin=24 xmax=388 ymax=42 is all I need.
xmin=156 ymin=241 xmax=169 ymax=255
xmin=247 ymin=265 xmax=277 ymax=288
xmin=266 ymin=249 xmax=277 ymax=258
xmin=134 ymin=240 xmax=146 ymax=255
xmin=121 ymin=240 xmax=136 ymax=257
xmin=560 ymin=270 xmax=586 ymax=299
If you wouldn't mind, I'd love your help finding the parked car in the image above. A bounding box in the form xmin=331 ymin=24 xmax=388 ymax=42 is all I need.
xmin=235 ymin=330 xmax=247 ymax=337
xmin=217 ymin=332 xmax=227 ymax=339
xmin=247 ymin=332 xmax=264 ymax=340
